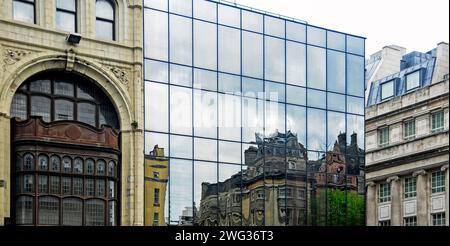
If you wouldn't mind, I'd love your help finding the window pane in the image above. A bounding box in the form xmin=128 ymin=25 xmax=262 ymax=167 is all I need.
xmin=95 ymin=20 xmax=114 ymax=40
xmin=145 ymin=82 xmax=168 ymax=132
xmin=144 ymin=0 xmax=167 ymax=11
xmin=327 ymin=50 xmax=346 ymax=93
xmin=73 ymin=178 xmax=83 ymax=195
xmin=327 ymin=31 xmax=345 ymax=51
xmin=219 ymin=73 xmax=240 ymax=94
xmin=170 ymin=85 xmax=192 ymax=135
xmin=242 ymin=31 xmax=263 ymax=78
xmin=169 ymin=0 xmax=192 ymax=16
xmin=327 ymin=92 xmax=345 ymax=112
xmin=264 ymin=16 xmax=285 ymax=38
xmin=194 ymin=20 xmax=217 ymax=70
xmin=57 ymin=0 xmax=76 ymax=11
xmin=347 ymin=54 xmax=365 ymax=97
xmin=145 ymin=132 xmax=168 ymax=156
xmin=307 ymin=46 xmax=326 ymax=90
xmin=307 ymin=108 xmax=326 ymax=151
xmin=219 ymin=141 xmax=241 ymax=164
xmin=169 ymin=159 xmax=192 ymax=225
xmin=38 ymin=155 xmax=48 ymax=171
xmin=38 ymin=197 xmax=59 ymax=225
xmin=23 ymin=175 xmax=34 ymax=193
xmin=77 ymin=82 xmax=96 ymax=100
xmin=307 ymin=89 xmax=326 ymax=109
xmin=265 ymin=81 xmax=285 ymax=102
xmin=144 ymin=59 xmax=168 ymax=83
xmin=77 ymin=102 xmax=96 ymax=126
xmin=242 ymin=10 xmax=263 ymax=33
xmin=347 ymin=36 xmax=365 ymax=56
xmin=11 ymin=93 xmax=27 ymax=120
xmin=56 ymin=11 xmax=76 ymax=33
xmin=347 ymin=114 xmax=364 ymax=149
xmin=194 ymin=138 xmax=217 ymax=161
xmin=242 ymin=77 xmax=263 ymax=98
xmin=219 ymin=26 xmax=241 ymax=74
xmin=194 ymin=161 xmax=217 ymax=217
xmin=97 ymin=0 xmax=115 ymax=20
xmin=62 ymin=177 xmax=71 ymax=195
xmin=99 ymin=104 xmax=119 ymax=129
xmin=85 ymin=199 xmax=105 ymax=226
xmin=73 ymin=158 xmax=83 ymax=174
xmin=242 ymin=98 xmax=263 ymax=142
xmin=406 ymin=71 xmax=420 ymax=90
xmin=347 ymin=96 xmax=364 ymax=115
xmin=327 ymin=112 xmax=346 ymax=150
xmin=265 ymin=101 xmax=285 ymax=136
xmin=170 ymin=15 xmax=192 ymax=65
xmin=286 ymin=105 xmax=306 ymax=146
xmin=13 ymin=1 xmax=35 ymax=23
xmin=30 ymin=96 xmax=51 ymax=122
xmin=170 ymin=64 xmax=192 ymax=87
xmin=265 ymin=36 xmax=285 ymax=83
xmin=30 ymin=79 xmax=51 ymax=93
xmin=287 ymin=41 xmax=306 ymax=87
xmin=194 ymin=90 xmax=217 ymax=138
xmin=193 ymin=0 xmax=216 ymax=22
xmin=16 ymin=196 xmax=34 ymax=225
xmin=218 ymin=4 xmax=240 ymax=27
xmin=144 ymin=9 xmax=168 ymax=60
xmin=50 ymin=156 xmax=60 ymax=172
xmin=62 ymin=198 xmax=82 ymax=226
xmin=170 ymin=135 xmax=192 ymax=159
xmin=287 ymin=85 xmax=306 ymax=106
xmin=286 ymin=21 xmax=306 ymax=43
xmin=85 ymin=159 xmax=95 ymax=175
xmin=219 ymin=94 xmax=241 ymax=141
xmin=54 ymin=81 xmax=74 ymax=97
xmin=63 ymin=157 xmax=72 ymax=173
xmin=307 ymin=26 xmax=326 ymax=47
xmin=381 ymin=80 xmax=394 ymax=100
xmin=54 ymin=100 xmax=74 ymax=121
xmin=39 ymin=175 xmax=48 ymax=193
xmin=193 ymin=68 xmax=217 ymax=91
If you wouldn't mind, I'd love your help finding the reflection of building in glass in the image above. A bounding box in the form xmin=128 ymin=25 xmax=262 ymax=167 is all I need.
xmin=365 ymin=43 xmax=449 ymax=226
xmin=144 ymin=146 xmax=168 ymax=226
xmin=196 ymin=131 xmax=365 ymax=226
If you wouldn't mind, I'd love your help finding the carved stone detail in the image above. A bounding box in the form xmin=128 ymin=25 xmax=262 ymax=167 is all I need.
xmin=108 ymin=66 xmax=129 ymax=86
xmin=3 ymin=48 xmax=31 ymax=66
xmin=66 ymin=49 xmax=76 ymax=71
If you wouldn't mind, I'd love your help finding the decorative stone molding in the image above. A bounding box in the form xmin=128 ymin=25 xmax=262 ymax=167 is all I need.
xmin=366 ymin=181 xmax=376 ymax=187
xmin=108 ymin=66 xmax=130 ymax=86
xmin=65 ymin=49 xmax=76 ymax=71
xmin=387 ymin=175 xmax=399 ymax=183
xmin=412 ymin=170 xmax=427 ymax=177
xmin=3 ymin=48 xmax=31 ymax=66
xmin=441 ymin=164 xmax=449 ymax=172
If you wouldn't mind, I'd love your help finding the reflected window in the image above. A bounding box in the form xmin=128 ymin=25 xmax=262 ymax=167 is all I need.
xmin=108 ymin=161 xmax=115 ymax=177
xmin=85 ymin=159 xmax=95 ymax=175
xmin=97 ymin=160 xmax=105 ymax=175
xmin=56 ymin=0 xmax=77 ymax=33
xmin=50 ymin=156 xmax=60 ymax=172
xmin=39 ymin=175 xmax=48 ymax=193
xmin=13 ymin=0 xmax=35 ymax=23
xmin=23 ymin=153 xmax=34 ymax=171
xmin=74 ymin=158 xmax=83 ymax=174
xmin=63 ymin=198 xmax=82 ymax=226
xmin=63 ymin=157 xmax=72 ymax=173
xmin=96 ymin=0 xmax=115 ymax=40
xmin=85 ymin=199 xmax=105 ymax=226
xmin=38 ymin=196 xmax=59 ymax=225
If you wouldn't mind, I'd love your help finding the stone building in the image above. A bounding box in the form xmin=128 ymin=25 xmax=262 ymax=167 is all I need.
xmin=365 ymin=42 xmax=449 ymax=226
xmin=0 ymin=0 xmax=144 ymax=225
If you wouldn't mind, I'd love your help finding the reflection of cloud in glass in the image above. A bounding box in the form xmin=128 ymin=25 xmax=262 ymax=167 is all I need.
xmin=287 ymin=105 xmax=306 ymax=146
xmin=145 ymin=132 xmax=168 ymax=155
xmin=327 ymin=112 xmax=346 ymax=150
xmin=194 ymin=161 xmax=217 ymax=209
xmin=219 ymin=164 xmax=241 ymax=182
xmin=219 ymin=141 xmax=241 ymax=164
xmin=170 ymin=86 xmax=192 ymax=135
xmin=170 ymin=159 xmax=192 ymax=224
xmin=307 ymin=108 xmax=326 ymax=151
xmin=194 ymin=138 xmax=217 ymax=161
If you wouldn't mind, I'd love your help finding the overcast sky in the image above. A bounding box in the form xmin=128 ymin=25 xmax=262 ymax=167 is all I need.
xmin=233 ymin=0 xmax=449 ymax=56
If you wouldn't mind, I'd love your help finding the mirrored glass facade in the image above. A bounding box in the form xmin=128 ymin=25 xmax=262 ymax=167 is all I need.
xmin=143 ymin=0 xmax=365 ymax=226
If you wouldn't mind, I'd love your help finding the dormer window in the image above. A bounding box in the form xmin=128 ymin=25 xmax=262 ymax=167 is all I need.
xmin=381 ymin=80 xmax=394 ymax=100
xmin=405 ymin=70 xmax=420 ymax=91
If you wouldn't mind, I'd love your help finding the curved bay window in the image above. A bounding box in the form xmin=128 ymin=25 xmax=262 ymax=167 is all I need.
xmin=11 ymin=72 xmax=120 ymax=226
xmin=96 ymin=0 xmax=116 ymax=40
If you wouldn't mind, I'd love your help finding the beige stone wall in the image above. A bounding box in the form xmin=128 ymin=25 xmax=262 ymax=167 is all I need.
xmin=0 ymin=0 xmax=144 ymax=225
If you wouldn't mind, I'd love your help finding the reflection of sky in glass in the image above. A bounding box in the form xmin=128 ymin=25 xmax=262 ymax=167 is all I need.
xmin=219 ymin=164 xmax=241 ymax=182
xmin=194 ymin=161 xmax=217 ymax=209
xmin=219 ymin=141 xmax=241 ymax=164
xmin=170 ymin=159 xmax=192 ymax=224
xmin=307 ymin=108 xmax=326 ymax=151
xmin=327 ymin=112 xmax=346 ymax=150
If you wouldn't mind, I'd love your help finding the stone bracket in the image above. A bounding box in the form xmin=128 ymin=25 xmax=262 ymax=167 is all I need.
xmin=65 ymin=49 xmax=76 ymax=71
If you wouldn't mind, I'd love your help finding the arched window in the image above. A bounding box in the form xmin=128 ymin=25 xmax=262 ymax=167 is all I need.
xmin=97 ymin=160 xmax=106 ymax=175
xmin=62 ymin=157 xmax=72 ymax=173
xmin=108 ymin=161 xmax=115 ymax=177
xmin=96 ymin=0 xmax=115 ymax=40
xmin=74 ymin=158 xmax=83 ymax=174
xmin=38 ymin=196 xmax=59 ymax=225
xmin=56 ymin=0 xmax=77 ymax=32
xmin=63 ymin=198 xmax=83 ymax=226
xmin=16 ymin=196 xmax=34 ymax=225
xmin=85 ymin=159 xmax=95 ymax=175
xmin=38 ymin=155 xmax=48 ymax=171
xmin=50 ymin=156 xmax=61 ymax=172
xmin=85 ymin=199 xmax=105 ymax=226
xmin=13 ymin=0 xmax=35 ymax=24
xmin=23 ymin=153 xmax=34 ymax=171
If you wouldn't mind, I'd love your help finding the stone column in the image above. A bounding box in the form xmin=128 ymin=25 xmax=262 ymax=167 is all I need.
xmin=441 ymin=165 xmax=449 ymax=226
xmin=413 ymin=170 xmax=428 ymax=226
xmin=387 ymin=176 xmax=401 ymax=226
xmin=366 ymin=181 xmax=377 ymax=226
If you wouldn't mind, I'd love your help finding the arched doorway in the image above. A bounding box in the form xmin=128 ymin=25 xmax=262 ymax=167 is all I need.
xmin=10 ymin=71 xmax=121 ymax=226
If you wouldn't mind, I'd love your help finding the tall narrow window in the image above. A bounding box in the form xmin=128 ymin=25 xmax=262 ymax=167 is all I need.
xmin=154 ymin=188 xmax=160 ymax=205
xmin=56 ymin=0 xmax=77 ymax=33
xmin=378 ymin=127 xmax=389 ymax=147
xmin=403 ymin=120 xmax=416 ymax=140
xmin=96 ymin=0 xmax=115 ymax=40
xmin=379 ymin=183 xmax=391 ymax=203
xmin=431 ymin=171 xmax=445 ymax=193
xmin=13 ymin=0 xmax=35 ymax=24
xmin=431 ymin=111 xmax=444 ymax=133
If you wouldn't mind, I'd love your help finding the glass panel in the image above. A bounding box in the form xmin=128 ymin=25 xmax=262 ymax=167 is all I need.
xmin=57 ymin=0 xmax=76 ymax=11
xmin=242 ymin=77 xmax=263 ymax=99
xmin=16 ymin=196 xmax=33 ymax=224
xmin=194 ymin=138 xmax=217 ymax=161
xmin=327 ymin=31 xmax=345 ymax=51
xmin=265 ymin=81 xmax=285 ymax=102
xmin=219 ymin=141 xmax=241 ymax=164
xmin=13 ymin=1 xmax=35 ymax=23
xmin=327 ymin=112 xmax=346 ymax=151
xmin=50 ymin=176 xmax=60 ymax=194
xmin=194 ymin=90 xmax=217 ymax=138
xmin=54 ymin=100 xmax=74 ymax=121
xmin=39 ymin=175 xmax=48 ymax=193
xmin=85 ymin=179 xmax=95 ymax=196
xmin=38 ymin=197 xmax=59 ymax=225
xmin=307 ymin=108 xmax=326 ymax=151
xmin=170 ymin=14 xmax=192 ymax=65
xmin=97 ymin=180 xmax=106 ymax=197
xmin=62 ymin=198 xmax=82 ymax=226
xmin=108 ymin=161 xmax=115 ymax=177
xmin=30 ymin=96 xmax=51 ymax=122
xmin=347 ymin=115 xmax=364 ymax=150
xmin=145 ymin=82 xmax=168 ymax=132
xmin=109 ymin=181 xmax=116 ymax=198
xmin=170 ymin=135 xmax=192 ymax=159
xmin=219 ymin=26 xmax=241 ymax=74
xmin=381 ymin=80 xmax=394 ymax=100
xmin=327 ymin=50 xmax=346 ymax=93
xmin=218 ymin=4 xmax=240 ymax=27
xmin=73 ymin=178 xmax=83 ymax=195
xmin=144 ymin=9 xmax=168 ymax=60
xmin=109 ymin=201 xmax=117 ymax=226
xmin=307 ymin=26 xmax=326 ymax=47
xmin=95 ymin=20 xmax=114 ymax=40
xmin=85 ymin=199 xmax=105 ymax=226
xmin=307 ymin=46 xmax=326 ymax=90
xmin=218 ymin=94 xmax=241 ymax=141
xmin=219 ymin=73 xmax=240 ymax=94
xmin=347 ymin=54 xmax=365 ymax=97
xmin=286 ymin=41 xmax=306 ymax=87
xmin=99 ymin=104 xmax=119 ymax=129
xmin=144 ymin=59 xmax=169 ymax=83
xmin=77 ymin=82 xmax=96 ymax=100
xmin=56 ymin=11 xmax=76 ymax=33
xmin=347 ymin=36 xmax=365 ymax=56
xmin=327 ymin=92 xmax=346 ymax=112
xmin=38 ymin=155 xmax=48 ymax=171
xmin=170 ymin=85 xmax=192 ymax=135
xmin=169 ymin=159 xmax=193 ymax=225
xmin=194 ymin=161 xmax=217 ymax=225
xmin=194 ymin=20 xmax=217 ymax=70
xmin=96 ymin=0 xmax=114 ymax=20
xmin=143 ymin=0 xmax=167 ymax=11
xmin=96 ymin=160 xmax=105 ymax=175
xmin=84 ymin=159 xmax=95 ymax=175
xmin=307 ymin=89 xmax=326 ymax=109
xmin=169 ymin=0 xmax=192 ymax=16
xmin=50 ymin=156 xmax=60 ymax=172
xmin=73 ymin=158 xmax=83 ymax=174
xmin=193 ymin=0 xmax=216 ymax=22
xmin=23 ymin=175 xmax=34 ymax=193
xmin=242 ymin=98 xmax=263 ymax=142
xmin=193 ymin=68 xmax=217 ymax=91
xmin=77 ymin=102 xmax=96 ymax=126
xmin=286 ymin=105 xmax=306 ymax=146
xmin=265 ymin=101 xmax=285 ymax=136
xmin=406 ymin=71 xmax=420 ymax=90
xmin=264 ymin=16 xmax=285 ymax=38
xmin=347 ymin=96 xmax=364 ymax=115
xmin=63 ymin=157 xmax=72 ymax=173
xmin=145 ymin=132 xmax=168 ymax=156
xmin=11 ymin=93 xmax=27 ymax=120
xmin=242 ymin=31 xmax=263 ymax=79
xmin=265 ymin=36 xmax=285 ymax=83
xmin=30 ymin=79 xmax=51 ymax=93
xmin=54 ymin=80 xmax=74 ymax=97
xmin=170 ymin=64 xmax=192 ymax=87
xmin=286 ymin=85 xmax=306 ymax=106
xmin=23 ymin=153 xmax=34 ymax=170
xmin=62 ymin=177 xmax=71 ymax=195
xmin=286 ymin=21 xmax=306 ymax=42
xmin=242 ymin=10 xmax=263 ymax=33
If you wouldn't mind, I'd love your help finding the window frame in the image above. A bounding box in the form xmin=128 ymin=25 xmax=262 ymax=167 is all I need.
xmin=405 ymin=70 xmax=421 ymax=92
xmin=431 ymin=111 xmax=444 ymax=133
xmin=404 ymin=216 xmax=417 ymax=226
xmin=403 ymin=119 xmax=416 ymax=140
xmin=378 ymin=183 xmax=391 ymax=203
xmin=13 ymin=0 xmax=36 ymax=24
xmin=431 ymin=171 xmax=445 ymax=194
xmin=432 ymin=212 xmax=446 ymax=226
xmin=380 ymin=80 xmax=395 ymax=101
xmin=403 ymin=176 xmax=417 ymax=199
xmin=95 ymin=0 xmax=116 ymax=41
xmin=55 ymin=0 xmax=78 ymax=33
xmin=378 ymin=127 xmax=389 ymax=147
